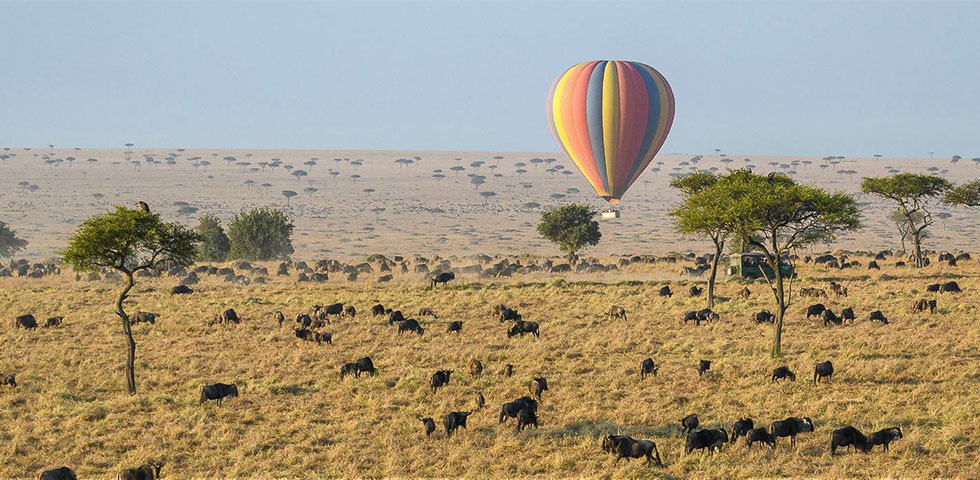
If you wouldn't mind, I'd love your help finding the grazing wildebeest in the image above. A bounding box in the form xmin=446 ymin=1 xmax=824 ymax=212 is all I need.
xmin=430 ymin=271 xmax=455 ymax=288
xmin=686 ymin=428 xmax=728 ymax=454
xmin=44 ymin=316 xmax=64 ymax=328
xmin=419 ymin=417 xmax=436 ymax=437
xmin=682 ymin=310 xmax=698 ymax=324
xmin=746 ymin=428 xmax=776 ymax=448
xmin=470 ymin=359 xmax=483 ymax=377
xmin=475 ymin=392 xmax=485 ymax=410
xmin=911 ymin=299 xmax=936 ymax=314
xmin=772 ymin=366 xmax=796 ymax=382
xmin=498 ymin=307 xmax=521 ymax=323
xmin=869 ymin=310 xmax=889 ymax=324
xmin=659 ymin=285 xmax=672 ymax=297
xmin=171 ymin=284 xmax=193 ymax=295
xmin=129 ymin=312 xmax=157 ymax=326
xmin=940 ymin=281 xmax=961 ymax=293
xmin=1 ymin=374 xmax=16 ymax=388
xmin=507 ymin=320 xmax=539 ymax=338
xmin=119 ymin=460 xmax=164 ymax=480
xmin=640 ymin=358 xmax=658 ymax=379
xmin=831 ymin=426 xmax=870 ymax=454
xmin=608 ymin=305 xmax=627 ymax=321
xmin=732 ymin=418 xmax=754 ymax=442
xmin=323 ymin=303 xmax=344 ymax=317
xmin=499 ymin=396 xmax=537 ymax=423
xmin=371 ymin=304 xmax=386 ymax=316
xmin=221 ymin=308 xmax=241 ymax=324
xmin=398 ymin=319 xmax=425 ymax=336
xmin=200 ymin=383 xmax=238 ymax=406
xmin=868 ymin=427 xmax=903 ymax=452
xmin=681 ymin=414 xmax=699 ymax=433
xmin=529 ymin=377 xmax=548 ymax=401
xmin=739 ymin=287 xmax=751 ymax=299
xmin=294 ymin=328 xmax=322 ymax=345
xmin=806 ymin=303 xmax=826 ymax=319
xmin=841 ymin=307 xmax=856 ymax=322
xmin=822 ymin=309 xmax=843 ymax=326
xmin=354 ymin=357 xmax=377 ymax=376
xmin=698 ymin=360 xmax=711 ymax=376
xmin=689 ymin=285 xmax=703 ymax=297
xmin=14 ymin=314 xmax=38 ymax=330
xmin=830 ymin=282 xmax=848 ymax=297
xmin=516 ymin=406 xmax=538 ymax=433
xmin=604 ymin=436 xmax=663 ymax=466
xmin=344 ymin=305 xmax=357 ymax=318
xmin=770 ymin=417 xmax=814 ymax=446
xmin=447 ymin=321 xmax=463 ymax=334
xmin=430 ymin=370 xmax=453 ymax=394
xmin=419 ymin=307 xmax=437 ymax=318
xmin=926 ymin=283 xmax=941 ymax=293
xmin=868 ymin=260 xmax=880 ymax=270
xmin=274 ymin=311 xmax=285 ymax=327
xmin=800 ymin=287 xmax=828 ymax=298
xmin=814 ymin=361 xmax=834 ymax=384
xmin=388 ymin=310 xmax=405 ymax=325
xmin=504 ymin=364 xmax=513 ymax=377
xmin=443 ymin=411 xmax=471 ymax=437
xmin=755 ymin=310 xmax=776 ymax=324
xmin=697 ymin=308 xmax=718 ymax=324
xmin=37 ymin=467 xmax=78 ymax=480
xmin=296 ymin=314 xmax=313 ymax=329
xmin=340 ymin=363 xmax=358 ymax=378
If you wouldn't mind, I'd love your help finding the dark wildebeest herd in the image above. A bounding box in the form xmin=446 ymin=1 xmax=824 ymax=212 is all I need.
xmin=8 ymin=248 xmax=975 ymax=476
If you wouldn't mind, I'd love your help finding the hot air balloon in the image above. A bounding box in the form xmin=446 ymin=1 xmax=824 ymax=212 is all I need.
xmin=547 ymin=60 xmax=675 ymax=207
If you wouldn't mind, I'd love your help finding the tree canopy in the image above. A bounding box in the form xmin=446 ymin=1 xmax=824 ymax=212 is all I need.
xmin=668 ymin=172 xmax=729 ymax=309
xmin=0 ymin=220 xmax=28 ymax=258
xmin=861 ymin=173 xmax=950 ymax=267
xmin=536 ymin=203 xmax=601 ymax=262
xmin=227 ymin=207 xmax=295 ymax=261
xmin=945 ymin=179 xmax=980 ymax=207
xmin=196 ymin=214 xmax=231 ymax=262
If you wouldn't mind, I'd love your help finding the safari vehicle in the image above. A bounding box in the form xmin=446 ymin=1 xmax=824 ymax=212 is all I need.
xmin=727 ymin=253 xmax=794 ymax=279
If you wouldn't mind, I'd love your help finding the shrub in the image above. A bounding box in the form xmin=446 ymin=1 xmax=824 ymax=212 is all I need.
xmin=196 ymin=214 xmax=231 ymax=262
xmin=227 ymin=207 xmax=294 ymax=261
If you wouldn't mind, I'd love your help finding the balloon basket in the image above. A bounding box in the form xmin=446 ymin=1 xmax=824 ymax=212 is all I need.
xmin=601 ymin=209 xmax=621 ymax=220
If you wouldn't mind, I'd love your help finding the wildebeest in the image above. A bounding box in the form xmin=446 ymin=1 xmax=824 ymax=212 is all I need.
xmin=343 ymin=305 xmax=357 ymax=317
xmin=274 ymin=311 xmax=285 ymax=327
xmin=37 ymin=467 xmax=78 ymax=480
xmin=470 ymin=359 xmax=483 ymax=377
xmin=681 ymin=414 xmax=699 ymax=433
xmin=418 ymin=307 xmax=437 ymax=318
xmin=746 ymin=428 xmax=776 ymax=448
xmin=504 ymin=364 xmax=513 ymax=377
xmin=475 ymin=392 xmax=485 ymax=410
xmin=44 ymin=316 xmax=64 ymax=328
xmin=686 ymin=428 xmax=728 ymax=454
xmin=14 ymin=314 xmax=38 ymax=330
xmin=732 ymin=418 xmax=754 ymax=442
xmin=800 ymin=287 xmax=828 ymax=298
xmin=806 ymin=304 xmax=826 ymax=319
xmin=398 ymin=319 xmax=425 ymax=336
xmin=868 ymin=260 xmax=880 ymax=270
xmin=1 ymin=374 xmax=16 ymax=388
xmin=822 ymin=309 xmax=842 ymax=326
xmin=443 ymin=411 xmax=471 ymax=437
xmin=498 ymin=306 xmax=521 ymax=323
xmin=605 ymin=436 xmax=663 ymax=465
xmin=499 ymin=396 xmax=537 ymax=423
xmin=371 ymin=304 xmax=386 ymax=316
xmin=430 ymin=370 xmax=453 ymax=394
xmin=841 ymin=307 xmax=856 ymax=322
xmin=814 ymin=361 xmax=834 ymax=384
xmin=640 ymin=358 xmax=658 ymax=379
xmin=200 ymin=383 xmax=238 ymax=406
xmin=769 ymin=417 xmax=814 ymax=446
xmin=171 ymin=284 xmax=193 ymax=295
xmin=689 ymin=285 xmax=703 ymax=297
xmin=119 ymin=460 xmax=164 ymax=480
xmin=354 ymin=357 xmax=377 ymax=376
xmin=296 ymin=314 xmax=313 ymax=329
xmin=516 ymin=406 xmax=538 ymax=433
xmin=831 ymin=426 xmax=870 ymax=454
xmin=507 ymin=320 xmax=539 ymax=338
xmin=868 ymin=427 xmax=903 ymax=452
xmin=529 ymin=377 xmax=548 ymax=401
xmin=829 ymin=282 xmax=848 ymax=297
xmin=608 ymin=305 xmax=627 ymax=321
xmin=697 ymin=308 xmax=719 ymax=324
xmin=698 ymin=360 xmax=711 ymax=376
xmin=129 ymin=311 xmax=158 ymax=326
xmin=322 ymin=303 xmax=345 ymax=317
xmin=772 ymin=366 xmax=796 ymax=382
xmin=911 ymin=298 xmax=936 ymax=314
xmin=754 ymin=310 xmax=776 ymax=324
xmin=430 ymin=271 xmax=455 ymax=288
xmin=340 ymin=363 xmax=358 ymax=378
xmin=941 ymin=281 xmax=962 ymax=293
xmin=447 ymin=321 xmax=463 ymax=334
xmin=294 ymin=328 xmax=323 ymax=345
xmin=869 ymin=310 xmax=889 ymax=324
xmin=388 ymin=310 xmax=406 ymax=325
xmin=419 ymin=417 xmax=436 ymax=437
xmin=659 ymin=285 xmax=672 ymax=297
xmin=217 ymin=308 xmax=241 ymax=324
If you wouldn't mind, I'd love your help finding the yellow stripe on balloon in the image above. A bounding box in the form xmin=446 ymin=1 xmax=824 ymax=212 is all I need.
xmin=553 ymin=62 xmax=603 ymax=194
xmin=601 ymin=62 xmax=620 ymax=197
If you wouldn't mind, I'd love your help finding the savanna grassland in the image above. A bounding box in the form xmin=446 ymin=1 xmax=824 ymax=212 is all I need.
xmin=2 ymin=257 xmax=979 ymax=479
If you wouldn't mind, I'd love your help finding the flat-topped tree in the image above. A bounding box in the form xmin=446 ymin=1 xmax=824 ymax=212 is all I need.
xmin=669 ymin=172 xmax=727 ymax=309
xmin=537 ymin=203 xmax=601 ymax=264
xmin=61 ymin=206 xmax=198 ymax=394
xmin=861 ymin=174 xmax=951 ymax=267
xmin=945 ymin=179 xmax=980 ymax=207
xmin=0 ymin=220 xmax=28 ymax=258
xmin=724 ymin=170 xmax=860 ymax=357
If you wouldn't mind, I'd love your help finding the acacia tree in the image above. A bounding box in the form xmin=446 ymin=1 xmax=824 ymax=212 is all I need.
xmin=861 ymin=174 xmax=951 ymax=267
xmin=62 ymin=206 xmax=198 ymax=394
xmin=0 ymin=220 xmax=28 ymax=258
xmin=945 ymin=179 xmax=980 ymax=207
xmin=669 ymin=172 xmax=728 ymax=309
xmin=536 ymin=203 xmax=601 ymax=264
xmin=725 ymin=170 xmax=861 ymax=357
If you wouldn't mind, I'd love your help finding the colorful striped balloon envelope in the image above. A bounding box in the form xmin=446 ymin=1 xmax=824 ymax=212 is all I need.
xmin=547 ymin=60 xmax=675 ymax=205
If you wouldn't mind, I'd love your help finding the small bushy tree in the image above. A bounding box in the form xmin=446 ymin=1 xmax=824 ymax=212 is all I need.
xmin=945 ymin=179 xmax=980 ymax=207
xmin=862 ymin=174 xmax=951 ymax=267
xmin=669 ymin=172 xmax=728 ymax=309
xmin=0 ymin=220 xmax=28 ymax=258
xmin=61 ymin=206 xmax=198 ymax=394
xmin=536 ymin=203 xmax=601 ymax=263
xmin=227 ymin=207 xmax=294 ymax=261
xmin=196 ymin=214 xmax=231 ymax=261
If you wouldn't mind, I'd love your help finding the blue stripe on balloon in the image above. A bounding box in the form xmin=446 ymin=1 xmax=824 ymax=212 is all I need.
xmin=586 ymin=61 xmax=608 ymax=192
xmin=623 ymin=62 xmax=661 ymax=187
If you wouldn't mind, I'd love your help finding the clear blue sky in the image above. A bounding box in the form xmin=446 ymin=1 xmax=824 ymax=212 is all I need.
xmin=1 ymin=1 xmax=977 ymax=157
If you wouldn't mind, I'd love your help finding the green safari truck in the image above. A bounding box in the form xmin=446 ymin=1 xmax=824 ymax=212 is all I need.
xmin=727 ymin=253 xmax=794 ymax=279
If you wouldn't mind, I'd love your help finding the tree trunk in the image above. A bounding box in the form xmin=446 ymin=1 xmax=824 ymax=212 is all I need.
xmin=912 ymin=230 xmax=924 ymax=268
xmin=116 ymin=271 xmax=137 ymax=394
xmin=707 ymin=239 xmax=724 ymax=310
xmin=771 ymin=253 xmax=785 ymax=358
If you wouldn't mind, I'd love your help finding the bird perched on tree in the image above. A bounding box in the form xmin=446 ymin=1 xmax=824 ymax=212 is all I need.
xmin=137 ymin=201 xmax=150 ymax=213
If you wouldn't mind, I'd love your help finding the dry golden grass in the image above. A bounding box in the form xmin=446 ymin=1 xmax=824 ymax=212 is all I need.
xmin=2 ymin=258 xmax=979 ymax=479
